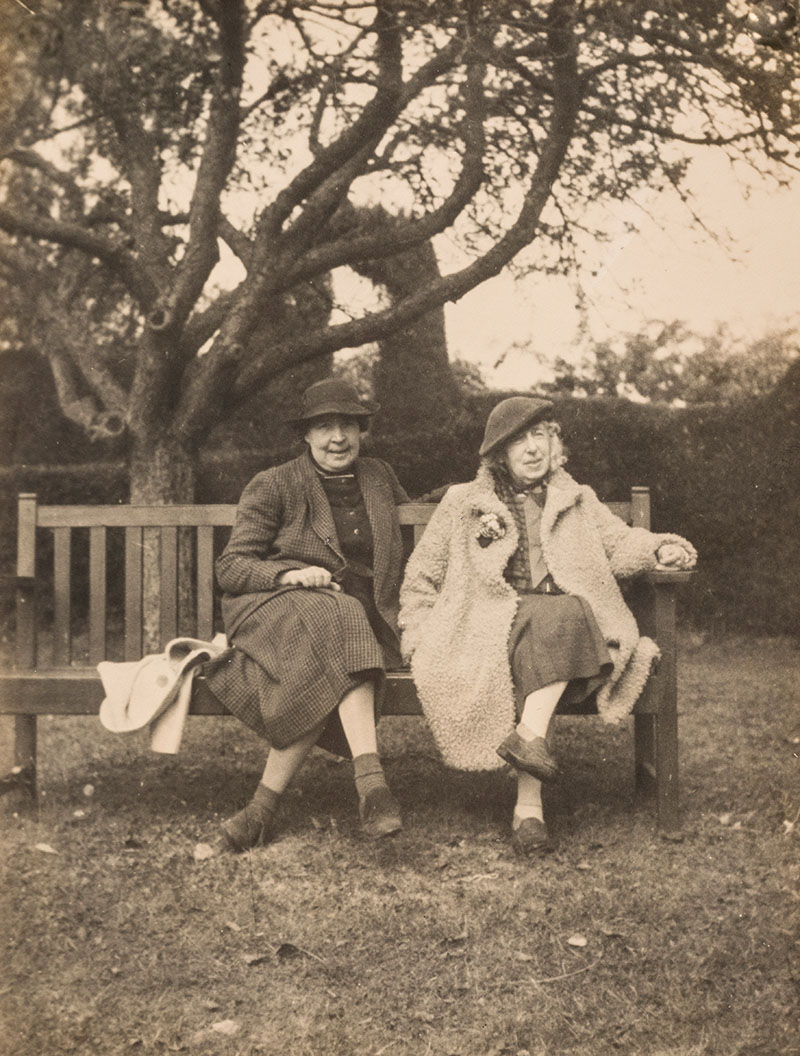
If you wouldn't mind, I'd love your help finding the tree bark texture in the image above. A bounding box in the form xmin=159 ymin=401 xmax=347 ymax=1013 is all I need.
xmin=130 ymin=436 xmax=196 ymax=651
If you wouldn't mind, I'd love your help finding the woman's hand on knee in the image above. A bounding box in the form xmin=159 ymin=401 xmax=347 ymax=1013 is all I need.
xmin=279 ymin=566 xmax=340 ymax=589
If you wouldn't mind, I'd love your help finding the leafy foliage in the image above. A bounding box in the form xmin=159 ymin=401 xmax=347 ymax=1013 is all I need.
xmin=1 ymin=0 xmax=798 ymax=498
xmin=536 ymin=323 xmax=800 ymax=403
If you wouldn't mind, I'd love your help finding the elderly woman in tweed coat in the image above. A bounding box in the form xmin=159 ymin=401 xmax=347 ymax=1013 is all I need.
xmin=399 ymin=397 xmax=696 ymax=857
xmin=210 ymin=379 xmax=409 ymax=851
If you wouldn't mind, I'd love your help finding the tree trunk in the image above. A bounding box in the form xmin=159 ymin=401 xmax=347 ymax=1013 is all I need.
xmin=354 ymin=226 xmax=461 ymax=434
xmin=129 ymin=434 xmax=197 ymax=652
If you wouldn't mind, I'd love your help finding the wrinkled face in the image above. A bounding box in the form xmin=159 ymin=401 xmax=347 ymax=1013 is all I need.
xmin=305 ymin=414 xmax=362 ymax=472
xmin=503 ymin=422 xmax=553 ymax=487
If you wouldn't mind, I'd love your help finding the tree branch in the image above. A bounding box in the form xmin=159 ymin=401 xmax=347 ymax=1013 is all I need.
xmin=180 ymin=287 xmax=241 ymax=357
xmin=255 ymin=2 xmax=407 ymax=244
xmin=43 ymin=336 xmax=127 ymax=441
xmin=218 ymin=214 xmax=254 ymax=267
xmin=0 ymin=205 xmax=156 ymax=307
xmin=1 ymin=148 xmax=84 ymax=215
xmin=159 ymin=0 xmax=246 ymax=333
xmin=173 ymin=5 xmax=582 ymax=439
xmin=577 ymin=102 xmax=758 ymax=146
xmin=281 ymin=60 xmax=488 ymax=284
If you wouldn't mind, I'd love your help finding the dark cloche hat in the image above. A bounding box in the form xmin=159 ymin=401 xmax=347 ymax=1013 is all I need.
xmin=288 ymin=378 xmax=379 ymax=425
xmin=479 ymin=396 xmax=555 ymax=457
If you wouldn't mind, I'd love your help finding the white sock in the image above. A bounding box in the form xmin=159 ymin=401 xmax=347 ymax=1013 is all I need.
xmin=514 ymin=773 xmax=543 ymax=825
xmin=518 ymin=681 xmax=568 ymax=740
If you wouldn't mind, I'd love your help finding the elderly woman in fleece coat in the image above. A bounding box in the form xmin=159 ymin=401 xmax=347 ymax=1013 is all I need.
xmin=399 ymin=396 xmax=696 ymax=857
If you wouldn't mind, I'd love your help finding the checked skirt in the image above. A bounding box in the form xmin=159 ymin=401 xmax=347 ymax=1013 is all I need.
xmin=201 ymin=587 xmax=387 ymax=758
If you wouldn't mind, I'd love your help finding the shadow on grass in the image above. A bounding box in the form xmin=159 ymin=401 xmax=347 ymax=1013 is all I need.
xmin=3 ymin=635 xmax=798 ymax=1056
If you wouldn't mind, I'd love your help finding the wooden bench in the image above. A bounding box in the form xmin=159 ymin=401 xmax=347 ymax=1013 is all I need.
xmin=1 ymin=489 xmax=692 ymax=830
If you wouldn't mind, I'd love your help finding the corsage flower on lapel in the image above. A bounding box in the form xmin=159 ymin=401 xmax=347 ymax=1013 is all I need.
xmin=475 ymin=510 xmax=507 ymax=548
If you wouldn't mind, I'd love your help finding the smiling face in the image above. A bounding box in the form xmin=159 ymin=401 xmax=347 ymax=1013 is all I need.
xmin=503 ymin=421 xmax=554 ymax=487
xmin=304 ymin=414 xmax=362 ymax=472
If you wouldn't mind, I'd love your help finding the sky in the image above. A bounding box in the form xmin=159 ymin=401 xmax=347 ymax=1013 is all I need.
xmin=443 ymin=150 xmax=800 ymax=390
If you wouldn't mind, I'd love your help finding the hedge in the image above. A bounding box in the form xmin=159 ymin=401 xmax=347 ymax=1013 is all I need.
xmin=2 ymin=382 xmax=798 ymax=636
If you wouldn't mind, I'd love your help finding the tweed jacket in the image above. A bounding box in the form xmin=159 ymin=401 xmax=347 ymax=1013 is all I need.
xmin=217 ymin=451 xmax=409 ymax=642
xmin=399 ymin=464 xmax=696 ymax=771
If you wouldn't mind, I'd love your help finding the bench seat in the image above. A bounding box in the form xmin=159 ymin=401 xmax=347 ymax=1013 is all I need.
xmin=3 ymin=491 xmax=691 ymax=831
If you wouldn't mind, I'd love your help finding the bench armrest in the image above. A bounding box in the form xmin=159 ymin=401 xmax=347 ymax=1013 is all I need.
xmin=642 ymin=569 xmax=695 ymax=586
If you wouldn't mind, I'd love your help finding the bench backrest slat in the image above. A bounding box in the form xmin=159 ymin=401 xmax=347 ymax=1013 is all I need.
xmin=89 ymin=526 xmax=107 ymax=665
xmin=15 ymin=494 xmax=37 ymax=668
xmin=631 ymin=486 xmax=651 ymax=530
xmin=196 ymin=526 xmax=216 ymax=641
xmin=37 ymin=505 xmax=237 ymax=527
xmin=53 ymin=527 xmax=72 ymax=667
xmin=15 ymin=489 xmax=648 ymax=670
xmin=159 ymin=526 xmax=179 ymax=645
xmin=124 ymin=526 xmax=144 ymax=661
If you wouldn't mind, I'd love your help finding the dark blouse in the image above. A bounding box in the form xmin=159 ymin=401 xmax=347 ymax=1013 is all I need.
xmin=317 ymin=468 xmax=400 ymax=665
xmin=318 ymin=471 xmax=375 ymax=576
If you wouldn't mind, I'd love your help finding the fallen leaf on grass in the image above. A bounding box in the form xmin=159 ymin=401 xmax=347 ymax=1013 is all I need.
xmin=659 ymin=830 xmax=684 ymax=843
xmin=276 ymin=942 xmax=328 ymax=966
xmin=244 ymin=952 xmax=271 ymax=967
xmin=600 ymin=925 xmax=625 ymax=938
xmin=718 ymin=813 xmax=732 ymax=826
xmin=567 ymin=934 xmax=588 ymax=948
xmin=192 ymin=843 xmax=215 ymax=862
xmin=72 ymin=809 xmax=86 ymax=819
xmin=34 ymin=843 xmax=58 ymax=855
xmin=441 ymin=926 xmax=468 ymax=947
xmin=575 ymin=861 xmax=592 ymax=871
xmin=202 ymin=1000 xmax=221 ymax=1011
xmin=210 ymin=1020 xmax=239 ymax=1036
xmin=514 ymin=952 xmax=534 ymax=962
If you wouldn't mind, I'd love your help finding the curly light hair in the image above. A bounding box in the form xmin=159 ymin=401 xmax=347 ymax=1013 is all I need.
xmin=483 ymin=419 xmax=567 ymax=482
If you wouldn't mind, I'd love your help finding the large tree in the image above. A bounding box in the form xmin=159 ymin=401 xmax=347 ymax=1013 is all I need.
xmin=1 ymin=0 xmax=798 ymax=501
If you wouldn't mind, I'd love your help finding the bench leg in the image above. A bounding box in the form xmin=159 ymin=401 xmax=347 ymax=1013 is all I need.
xmin=634 ymin=712 xmax=657 ymax=793
xmin=634 ymin=710 xmax=680 ymax=833
xmin=634 ymin=577 xmax=681 ymax=834
xmin=654 ymin=706 xmax=679 ymax=834
xmin=10 ymin=715 xmax=37 ymax=803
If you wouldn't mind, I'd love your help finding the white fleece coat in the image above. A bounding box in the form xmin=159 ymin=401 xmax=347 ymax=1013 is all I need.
xmin=399 ymin=465 xmax=696 ymax=772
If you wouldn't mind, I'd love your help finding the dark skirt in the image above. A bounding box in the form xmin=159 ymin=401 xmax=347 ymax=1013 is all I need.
xmin=508 ymin=593 xmax=613 ymax=716
xmin=201 ymin=588 xmax=386 ymax=758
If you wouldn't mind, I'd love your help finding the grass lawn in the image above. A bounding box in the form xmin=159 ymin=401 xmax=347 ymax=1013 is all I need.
xmin=1 ymin=635 xmax=798 ymax=1056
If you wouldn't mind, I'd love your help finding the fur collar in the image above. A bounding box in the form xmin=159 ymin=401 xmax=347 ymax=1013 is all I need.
xmin=466 ymin=463 xmax=585 ymax=520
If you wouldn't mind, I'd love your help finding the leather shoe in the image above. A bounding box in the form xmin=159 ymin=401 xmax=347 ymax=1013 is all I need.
xmin=220 ymin=805 xmax=276 ymax=853
xmin=359 ymin=785 xmax=402 ymax=839
xmin=511 ymin=816 xmax=553 ymax=857
xmin=496 ymin=729 xmax=559 ymax=781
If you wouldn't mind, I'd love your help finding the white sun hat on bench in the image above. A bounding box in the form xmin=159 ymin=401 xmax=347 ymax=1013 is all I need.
xmin=99 ymin=634 xmax=228 ymax=753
